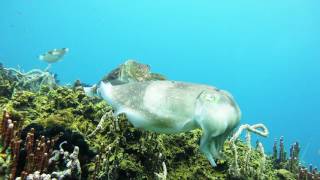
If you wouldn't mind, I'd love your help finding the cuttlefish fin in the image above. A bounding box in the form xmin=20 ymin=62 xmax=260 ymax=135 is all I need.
xmin=109 ymin=79 xmax=127 ymax=86
xmin=84 ymin=84 xmax=98 ymax=97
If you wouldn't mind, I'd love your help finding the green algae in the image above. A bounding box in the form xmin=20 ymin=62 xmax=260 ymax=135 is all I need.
xmin=275 ymin=169 xmax=296 ymax=180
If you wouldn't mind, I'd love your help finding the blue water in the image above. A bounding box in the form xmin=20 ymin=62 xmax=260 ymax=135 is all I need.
xmin=1 ymin=0 xmax=320 ymax=168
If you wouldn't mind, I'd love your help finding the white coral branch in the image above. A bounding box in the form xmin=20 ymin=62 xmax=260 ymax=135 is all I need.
xmin=230 ymin=123 xmax=269 ymax=142
xmin=155 ymin=161 xmax=167 ymax=180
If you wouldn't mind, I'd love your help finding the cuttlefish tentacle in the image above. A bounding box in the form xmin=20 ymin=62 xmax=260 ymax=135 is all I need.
xmin=200 ymin=132 xmax=217 ymax=167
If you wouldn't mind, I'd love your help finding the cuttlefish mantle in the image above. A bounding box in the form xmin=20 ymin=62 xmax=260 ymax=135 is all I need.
xmin=96 ymin=80 xmax=241 ymax=167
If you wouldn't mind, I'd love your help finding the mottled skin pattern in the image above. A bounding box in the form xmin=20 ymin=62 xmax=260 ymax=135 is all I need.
xmin=98 ymin=80 xmax=241 ymax=167
xmin=101 ymin=60 xmax=166 ymax=85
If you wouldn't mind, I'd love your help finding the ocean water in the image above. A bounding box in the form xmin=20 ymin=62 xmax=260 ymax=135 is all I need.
xmin=1 ymin=0 xmax=319 ymax=168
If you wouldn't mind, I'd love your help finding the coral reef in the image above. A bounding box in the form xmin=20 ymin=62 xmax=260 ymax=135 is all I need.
xmin=0 ymin=112 xmax=87 ymax=179
xmin=272 ymin=136 xmax=320 ymax=179
xmin=0 ymin=62 xmax=319 ymax=180
xmin=227 ymin=123 xmax=270 ymax=179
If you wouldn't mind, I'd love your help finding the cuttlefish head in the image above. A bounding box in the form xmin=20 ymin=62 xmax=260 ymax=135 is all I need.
xmin=195 ymin=89 xmax=241 ymax=163
xmin=195 ymin=89 xmax=241 ymax=132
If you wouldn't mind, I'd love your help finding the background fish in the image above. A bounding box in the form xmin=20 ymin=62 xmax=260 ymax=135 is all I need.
xmin=39 ymin=48 xmax=69 ymax=63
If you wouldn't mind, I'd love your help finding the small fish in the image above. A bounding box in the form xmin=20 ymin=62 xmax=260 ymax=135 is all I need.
xmin=39 ymin=48 xmax=69 ymax=63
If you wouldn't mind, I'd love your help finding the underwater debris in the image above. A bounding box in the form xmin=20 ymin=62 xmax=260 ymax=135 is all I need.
xmin=2 ymin=66 xmax=57 ymax=92
xmin=39 ymin=48 xmax=69 ymax=64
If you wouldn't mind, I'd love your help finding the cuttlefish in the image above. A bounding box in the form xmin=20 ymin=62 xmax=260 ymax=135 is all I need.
xmin=93 ymin=80 xmax=241 ymax=167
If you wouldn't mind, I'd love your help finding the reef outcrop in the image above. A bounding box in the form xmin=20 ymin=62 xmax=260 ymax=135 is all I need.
xmin=0 ymin=61 xmax=318 ymax=180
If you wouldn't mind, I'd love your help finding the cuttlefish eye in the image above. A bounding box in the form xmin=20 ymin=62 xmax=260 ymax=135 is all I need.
xmin=205 ymin=94 xmax=219 ymax=102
